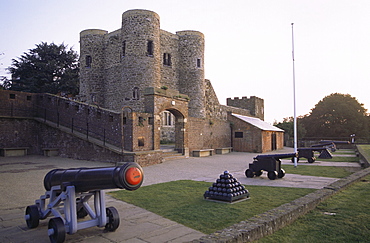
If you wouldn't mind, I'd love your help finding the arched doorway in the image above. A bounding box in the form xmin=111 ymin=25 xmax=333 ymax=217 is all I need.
xmin=159 ymin=108 xmax=186 ymax=154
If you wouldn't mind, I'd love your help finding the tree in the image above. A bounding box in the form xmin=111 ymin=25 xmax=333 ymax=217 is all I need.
xmin=7 ymin=42 xmax=79 ymax=95
xmin=0 ymin=76 xmax=11 ymax=90
xmin=274 ymin=116 xmax=306 ymax=141
xmin=301 ymin=93 xmax=369 ymax=139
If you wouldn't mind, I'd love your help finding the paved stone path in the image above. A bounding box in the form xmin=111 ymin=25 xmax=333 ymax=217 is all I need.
xmin=0 ymin=148 xmax=361 ymax=242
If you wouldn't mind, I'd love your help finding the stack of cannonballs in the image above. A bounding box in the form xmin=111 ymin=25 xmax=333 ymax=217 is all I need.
xmin=204 ymin=171 xmax=250 ymax=203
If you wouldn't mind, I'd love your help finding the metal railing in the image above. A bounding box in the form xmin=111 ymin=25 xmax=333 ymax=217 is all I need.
xmin=1 ymin=106 xmax=122 ymax=148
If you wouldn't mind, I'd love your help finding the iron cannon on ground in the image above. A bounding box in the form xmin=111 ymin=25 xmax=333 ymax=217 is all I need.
xmin=245 ymin=153 xmax=297 ymax=180
xmin=295 ymin=147 xmax=333 ymax=163
xmin=25 ymin=162 xmax=144 ymax=243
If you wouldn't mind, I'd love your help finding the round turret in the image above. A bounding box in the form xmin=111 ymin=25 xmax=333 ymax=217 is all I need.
xmin=79 ymin=29 xmax=108 ymax=105
xmin=177 ymin=30 xmax=205 ymax=118
xmin=120 ymin=9 xmax=161 ymax=110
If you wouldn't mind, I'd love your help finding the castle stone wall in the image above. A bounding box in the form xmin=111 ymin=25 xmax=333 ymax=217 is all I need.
xmin=227 ymin=96 xmax=264 ymax=120
xmin=160 ymin=30 xmax=180 ymax=91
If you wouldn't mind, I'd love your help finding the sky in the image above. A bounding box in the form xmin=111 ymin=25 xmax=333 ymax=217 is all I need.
xmin=1 ymin=0 xmax=370 ymax=124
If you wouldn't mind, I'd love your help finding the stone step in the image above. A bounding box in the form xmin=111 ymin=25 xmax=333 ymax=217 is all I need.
xmin=162 ymin=150 xmax=186 ymax=161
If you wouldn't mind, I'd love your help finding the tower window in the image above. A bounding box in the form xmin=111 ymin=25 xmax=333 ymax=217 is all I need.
xmin=122 ymin=40 xmax=126 ymax=57
xmin=86 ymin=55 xmax=92 ymax=68
xmin=133 ymin=87 xmax=140 ymax=100
xmin=147 ymin=40 xmax=154 ymax=56
xmin=163 ymin=53 xmax=171 ymax=66
xmin=197 ymin=58 xmax=201 ymax=68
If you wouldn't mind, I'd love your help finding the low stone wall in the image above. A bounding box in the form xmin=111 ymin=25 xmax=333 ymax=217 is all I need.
xmin=190 ymin=155 xmax=370 ymax=242
xmin=356 ymin=145 xmax=370 ymax=168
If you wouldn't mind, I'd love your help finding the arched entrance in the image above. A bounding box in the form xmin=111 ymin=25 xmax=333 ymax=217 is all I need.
xmin=159 ymin=108 xmax=186 ymax=155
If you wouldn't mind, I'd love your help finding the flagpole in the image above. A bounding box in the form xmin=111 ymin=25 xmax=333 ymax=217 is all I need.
xmin=291 ymin=23 xmax=298 ymax=167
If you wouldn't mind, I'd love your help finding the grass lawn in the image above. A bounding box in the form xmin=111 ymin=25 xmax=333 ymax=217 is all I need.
xmin=109 ymin=180 xmax=315 ymax=234
xmin=256 ymin=174 xmax=370 ymax=243
xmin=282 ymin=165 xmax=352 ymax=178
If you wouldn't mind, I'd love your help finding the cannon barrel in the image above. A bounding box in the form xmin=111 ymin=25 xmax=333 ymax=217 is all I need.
xmin=44 ymin=162 xmax=144 ymax=192
xmin=255 ymin=152 xmax=297 ymax=160
xmin=319 ymin=140 xmax=351 ymax=144
xmin=311 ymin=143 xmax=334 ymax=147
xmin=299 ymin=147 xmax=326 ymax=152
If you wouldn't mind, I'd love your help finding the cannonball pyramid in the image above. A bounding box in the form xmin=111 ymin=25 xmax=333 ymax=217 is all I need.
xmin=204 ymin=171 xmax=250 ymax=203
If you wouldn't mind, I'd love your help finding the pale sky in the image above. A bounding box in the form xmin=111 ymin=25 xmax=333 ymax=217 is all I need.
xmin=1 ymin=0 xmax=370 ymax=124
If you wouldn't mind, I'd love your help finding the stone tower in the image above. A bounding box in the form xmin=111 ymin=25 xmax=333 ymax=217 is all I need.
xmin=79 ymin=9 xmax=206 ymax=118
xmin=79 ymin=29 xmax=108 ymax=106
xmin=119 ymin=10 xmax=161 ymax=111
xmin=178 ymin=31 xmax=205 ymax=118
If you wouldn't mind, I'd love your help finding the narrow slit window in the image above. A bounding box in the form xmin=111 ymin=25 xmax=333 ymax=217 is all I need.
xmin=86 ymin=55 xmax=92 ymax=68
xmin=147 ymin=40 xmax=154 ymax=56
xmin=163 ymin=53 xmax=171 ymax=66
xmin=133 ymin=87 xmax=140 ymax=100
xmin=197 ymin=58 xmax=201 ymax=68
xmin=122 ymin=40 xmax=126 ymax=57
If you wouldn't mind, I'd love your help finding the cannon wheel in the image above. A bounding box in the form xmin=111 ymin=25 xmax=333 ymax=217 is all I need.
xmin=25 ymin=205 xmax=40 ymax=229
xmin=245 ymin=169 xmax=254 ymax=178
xmin=105 ymin=207 xmax=120 ymax=232
xmin=48 ymin=217 xmax=66 ymax=243
xmin=267 ymin=171 xmax=277 ymax=180
xmin=255 ymin=170 xmax=263 ymax=177
xmin=278 ymin=169 xmax=285 ymax=178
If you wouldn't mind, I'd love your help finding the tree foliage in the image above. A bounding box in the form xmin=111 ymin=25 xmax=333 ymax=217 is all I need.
xmin=7 ymin=42 xmax=79 ymax=95
xmin=301 ymin=93 xmax=369 ymax=139
xmin=274 ymin=116 xmax=306 ymax=140
xmin=0 ymin=76 xmax=11 ymax=90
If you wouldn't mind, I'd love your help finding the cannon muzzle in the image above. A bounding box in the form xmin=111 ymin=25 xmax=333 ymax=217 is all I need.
xmin=44 ymin=162 xmax=144 ymax=192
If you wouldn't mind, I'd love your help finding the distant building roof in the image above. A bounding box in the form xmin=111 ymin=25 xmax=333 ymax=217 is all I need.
xmin=232 ymin=113 xmax=284 ymax=132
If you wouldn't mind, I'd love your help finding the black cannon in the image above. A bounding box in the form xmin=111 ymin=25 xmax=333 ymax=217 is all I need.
xmin=245 ymin=153 xmax=296 ymax=180
xmin=25 ymin=162 xmax=144 ymax=243
xmin=296 ymin=147 xmax=333 ymax=163
xmin=319 ymin=140 xmax=352 ymax=150
xmin=311 ymin=142 xmax=337 ymax=152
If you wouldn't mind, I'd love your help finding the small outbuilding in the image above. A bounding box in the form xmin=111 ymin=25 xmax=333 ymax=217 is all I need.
xmin=229 ymin=113 xmax=284 ymax=153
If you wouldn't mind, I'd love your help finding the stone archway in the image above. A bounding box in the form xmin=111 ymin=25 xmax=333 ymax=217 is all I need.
xmin=144 ymin=89 xmax=189 ymax=156
xmin=161 ymin=108 xmax=186 ymax=154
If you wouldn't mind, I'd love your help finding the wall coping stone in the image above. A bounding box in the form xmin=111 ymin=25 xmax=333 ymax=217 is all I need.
xmin=356 ymin=144 xmax=370 ymax=168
